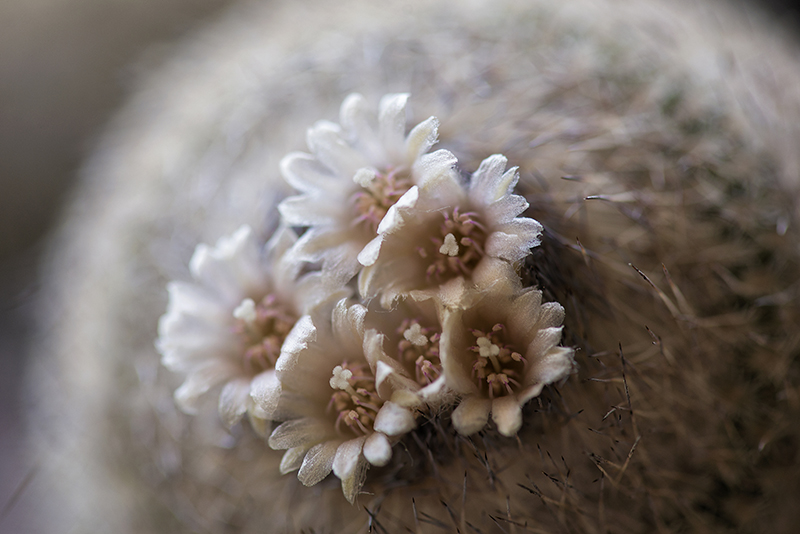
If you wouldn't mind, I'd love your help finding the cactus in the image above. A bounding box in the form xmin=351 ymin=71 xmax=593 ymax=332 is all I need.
xmin=30 ymin=0 xmax=800 ymax=532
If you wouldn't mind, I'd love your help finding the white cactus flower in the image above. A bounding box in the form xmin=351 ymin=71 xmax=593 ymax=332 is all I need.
xmin=361 ymin=298 xmax=452 ymax=407
xmin=265 ymin=299 xmax=420 ymax=503
xmin=439 ymin=286 xmax=575 ymax=437
xmin=278 ymin=93 xmax=458 ymax=284
xmin=157 ymin=225 xmax=345 ymax=433
xmin=358 ymin=154 xmax=544 ymax=308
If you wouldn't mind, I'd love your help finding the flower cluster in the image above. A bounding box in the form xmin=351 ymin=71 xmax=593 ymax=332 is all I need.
xmin=157 ymin=93 xmax=575 ymax=503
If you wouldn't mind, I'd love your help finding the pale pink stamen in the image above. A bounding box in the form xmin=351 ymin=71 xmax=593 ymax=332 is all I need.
xmin=233 ymin=294 xmax=297 ymax=375
xmin=328 ymin=362 xmax=382 ymax=437
xmin=423 ymin=208 xmax=488 ymax=283
xmin=350 ymin=167 xmax=413 ymax=233
xmin=397 ymin=319 xmax=442 ymax=387
xmin=469 ymin=323 xmax=524 ymax=398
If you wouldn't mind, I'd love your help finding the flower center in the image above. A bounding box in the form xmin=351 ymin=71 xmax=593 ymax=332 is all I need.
xmin=350 ymin=167 xmax=413 ymax=233
xmin=232 ymin=295 xmax=297 ymax=375
xmin=469 ymin=324 xmax=525 ymax=398
xmin=419 ymin=207 xmax=487 ymax=283
xmin=328 ymin=362 xmax=383 ymax=436
xmin=397 ymin=319 xmax=442 ymax=386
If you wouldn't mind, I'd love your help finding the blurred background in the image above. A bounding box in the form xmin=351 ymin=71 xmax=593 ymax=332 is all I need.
xmin=0 ymin=1 xmax=237 ymax=531
xmin=0 ymin=0 xmax=797 ymax=532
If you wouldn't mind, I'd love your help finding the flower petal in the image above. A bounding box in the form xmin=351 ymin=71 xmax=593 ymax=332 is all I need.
xmin=280 ymin=151 xmax=335 ymax=193
xmin=269 ymin=417 xmax=330 ymax=450
xmin=363 ymin=328 xmax=387 ymax=370
xmin=218 ymin=377 xmax=251 ymax=427
xmin=524 ymin=346 xmax=575 ymax=389
xmin=440 ymin=308 xmax=480 ymax=394
xmin=292 ymin=271 xmax=352 ymax=316
xmin=333 ymin=436 xmax=369 ymax=503
xmin=291 ymin=228 xmax=364 ymax=284
xmin=390 ymin=389 xmax=422 ymax=408
xmin=507 ymin=288 xmax=545 ymax=342
xmin=188 ymin=225 xmax=265 ymax=304
xmin=266 ymin=225 xmax=299 ymax=271
xmin=340 ymin=93 xmax=384 ymax=164
xmin=161 ymin=281 xmax=227 ymax=324
xmin=306 ymin=120 xmax=368 ymax=178
xmin=363 ymin=432 xmax=392 ymax=467
xmin=374 ymin=360 xmax=419 ymax=401
xmin=376 ymin=185 xmax=419 ymax=234
xmin=418 ymin=375 xmax=448 ymax=403
xmin=378 ymin=93 xmax=409 ymax=162
xmin=158 ymin=320 xmax=238 ymax=372
xmin=404 ymin=116 xmax=439 ymax=164
xmin=373 ymin=401 xmax=416 ymax=436
xmin=249 ymin=369 xmax=281 ymax=421
xmin=471 ymin=257 xmax=519 ymax=295
xmin=484 ymin=194 xmax=530 ymax=224
xmin=517 ymin=383 xmax=545 ymax=405
xmin=332 ymin=299 xmax=366 ymax=350
xmin=278 ymin=194 xmax=340 ymax=226
xmin=277 ymin=315 xmax=316 ymax=364
xmin=452 ymin=396 xmax=491 ymax=436
xmin=280 ymin=444 xmax=311 ymax=474
xmin=526 ymin=326 xmax=565 ymax=362
xmin=492 ymin=395 xmax=523 ymax=437
xmin=485 ymin=219 xmax=543 ymax=262
xmin=537 ymin=302 xmax=566 ymax=330
xmin=173 ymin=362 xmax=237 ymax=414
xmin=298 ymin=440 xmax=339 ymax=486
xmin=247 ymin=412 xmax=270 ymax=437
xmin=356 ymin=235 xmax=385 ymax=269
xmin=413 ymin=149 xmax=460 ymax=192
xmin=468 ymin=154 xmax=519 ymax=204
